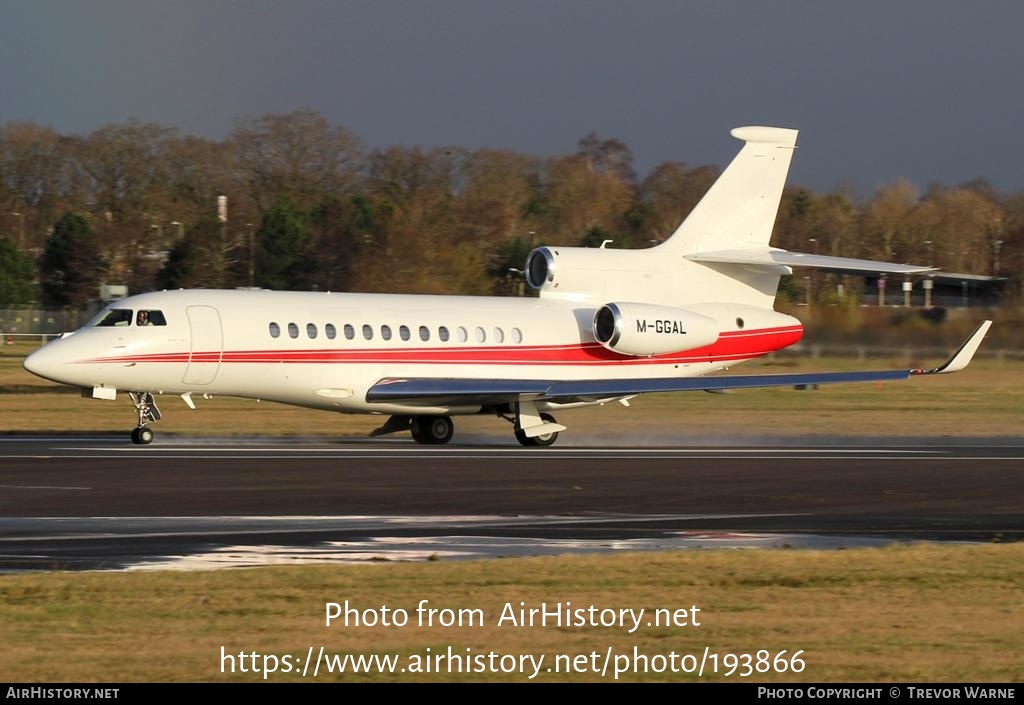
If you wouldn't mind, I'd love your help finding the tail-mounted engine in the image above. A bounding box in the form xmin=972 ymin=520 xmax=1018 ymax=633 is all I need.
xmin=525 ymin=246 xmax=647 ymax=299
xmin=593 ymin=302 xmax=719 ymax=356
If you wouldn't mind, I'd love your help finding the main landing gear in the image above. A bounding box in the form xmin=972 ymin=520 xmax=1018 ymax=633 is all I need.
xmin=129 ymin=392 xmax=161 ymax=445
xmin=410 ymin=415 xmax=455 ymax=445
xmin=370 ymin=408 xmax=563 ymax=447
xmin=514 ymin=412 xmax=560 ymax=447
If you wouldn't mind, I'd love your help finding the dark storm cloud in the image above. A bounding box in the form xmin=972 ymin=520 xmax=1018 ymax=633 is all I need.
xmin=1 ymin=0 xmax=1022 ymax=193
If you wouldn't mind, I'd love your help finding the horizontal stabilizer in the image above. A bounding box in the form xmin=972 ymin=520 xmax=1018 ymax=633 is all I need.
xmin=686 ymin=249 xmax=934 ymax=275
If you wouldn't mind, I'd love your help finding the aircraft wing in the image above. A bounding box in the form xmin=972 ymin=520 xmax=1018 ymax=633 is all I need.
xmin=366 ymin=321 xmax=991 ymax=407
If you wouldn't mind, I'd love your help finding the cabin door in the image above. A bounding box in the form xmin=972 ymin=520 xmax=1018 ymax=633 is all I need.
xmin=182 ymin=305 xmax=223 ymax=385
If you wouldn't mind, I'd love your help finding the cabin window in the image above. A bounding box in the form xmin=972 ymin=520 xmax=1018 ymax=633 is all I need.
xmin=419 ymin=325 xmax=430 ymax=342
xmin=475 ymin=326 xmax=486 ymax=343
xmin=457 ymin=326 xmax=468 ymax=343
xmin=344 ymin=324 xmax=355 ymax=340
xmin=325 ymin=323 xmax=337 ymax=340
xmin=511 ymin=327 xmax=523 ymax=344
xmin=307 ymin=323 xmax=318 ymax=339
xmin=493 ymin=327 xmax=505 ymax=343
xmin=136 ymin=310 xmax=166 ymax=326
xmin=399 ymin=325 xmax=411 ymax=341
xmin=381 ymin=324 xmax=392 ymax=341
xmin=269 ymin=322 xmax=281 ymax=338
xmin=94 ymin=309 xmax=133 ymax=327
xmin=438 ymin=326 xmax=450 ymax=342
xmin=362 ymin=324 xmax=373 ymax=340
xmin=287 ymin=322 xmax=299 ymax=339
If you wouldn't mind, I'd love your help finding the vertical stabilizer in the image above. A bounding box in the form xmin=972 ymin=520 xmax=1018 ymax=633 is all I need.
xmin=658 ymin=126 xmax=798 ymax=255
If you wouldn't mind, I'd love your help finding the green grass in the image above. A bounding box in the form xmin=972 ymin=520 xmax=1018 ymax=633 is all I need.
xmin=0 ymin=544 xmax=1021 ymax=682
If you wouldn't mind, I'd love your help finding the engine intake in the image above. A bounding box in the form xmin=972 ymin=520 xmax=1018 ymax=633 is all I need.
xmin=593 ymin=302 xmax=719 ymax=356
xmin=525 ymin=248 xmax=556 ymax=290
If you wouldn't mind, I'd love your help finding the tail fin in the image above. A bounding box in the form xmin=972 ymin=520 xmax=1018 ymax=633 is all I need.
xmin=658 ymin=126 xmax=798 ymax=255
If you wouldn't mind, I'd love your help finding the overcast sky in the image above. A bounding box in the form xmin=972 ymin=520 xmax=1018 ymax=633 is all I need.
xmin=2 ymin=0 xmax=1022 ymax=194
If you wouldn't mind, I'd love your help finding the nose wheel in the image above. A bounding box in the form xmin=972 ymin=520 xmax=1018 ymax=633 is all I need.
xmin=131 ymin=426 xmax=154 ymax=445
xmin=129 ymin=392 xmax=161 ymax=445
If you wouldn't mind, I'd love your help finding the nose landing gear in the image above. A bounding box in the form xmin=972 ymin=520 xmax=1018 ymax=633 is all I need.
xmin=130 ymin=426 xmax=155 ymax=445
xmin=129 ymin=392 xmax=161 ymax=445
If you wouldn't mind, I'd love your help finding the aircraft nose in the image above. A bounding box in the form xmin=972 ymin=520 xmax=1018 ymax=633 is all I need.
xmin=23 ymin=343 xmax=64 ymax=384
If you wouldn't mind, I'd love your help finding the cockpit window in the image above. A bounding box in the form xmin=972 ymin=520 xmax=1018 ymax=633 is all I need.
xmin=93 ymin=309 xmax=133 ymax=327
xmin=136 ymin=310 xmax=167 ymax=326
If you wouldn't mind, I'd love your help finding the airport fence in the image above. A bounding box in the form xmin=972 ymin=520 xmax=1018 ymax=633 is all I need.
xmin=0 ymin=307 xmax=98 ymax=338
xmin=767 ymin=343 xmax=1024 ymax=363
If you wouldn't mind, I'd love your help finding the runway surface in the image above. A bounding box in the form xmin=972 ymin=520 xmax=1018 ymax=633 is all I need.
xmin=0 ymin=435 xmax=1020 ymax=572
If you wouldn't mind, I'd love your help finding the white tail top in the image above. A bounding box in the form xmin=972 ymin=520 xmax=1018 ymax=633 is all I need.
xmin=658 ymin=126 xmax=798 ymax=255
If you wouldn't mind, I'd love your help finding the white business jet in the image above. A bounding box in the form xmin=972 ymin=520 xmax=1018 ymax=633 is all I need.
xmin=23 ymin=126 xmax=992 ymax=446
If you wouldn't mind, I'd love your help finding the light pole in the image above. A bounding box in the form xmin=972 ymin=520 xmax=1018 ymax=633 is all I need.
xmin=508 ymin=267 xmax=525 ymax=297
xmin=247 ymin=223 xmax=255 ymax=288
xmin=991 ymin=215 xmax=1003 ymax=275
xmin=11 ymin=212 xmax=24 ymax=248
xmin=807 ymin=238 xmax=817 ymax=310
xmin=148 ymin=224 xmax=162 ymax=263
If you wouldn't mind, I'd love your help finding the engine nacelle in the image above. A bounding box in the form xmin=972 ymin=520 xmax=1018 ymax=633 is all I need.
xmin=593 ymin=302 xmax=719 ymax=356
xmin=525 ymin=246 xmax=649 ymax=299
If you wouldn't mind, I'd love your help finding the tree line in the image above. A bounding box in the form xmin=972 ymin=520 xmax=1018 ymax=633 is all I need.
xmin=0 ymin=109 xmax=1020 ymax=307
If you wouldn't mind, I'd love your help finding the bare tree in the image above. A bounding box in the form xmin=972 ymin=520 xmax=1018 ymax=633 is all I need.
xmin=542 ymin=153 xmax=633 ymax=245
xmin=862 ymin=179 xmax=918 ymax=261
xmin=636 ymin=162 xmax=719 ymax=243
xmin=230 ymin=109 xmax=362 ymax=210
xmin=0 ymin=122 xmax=76 ymax=249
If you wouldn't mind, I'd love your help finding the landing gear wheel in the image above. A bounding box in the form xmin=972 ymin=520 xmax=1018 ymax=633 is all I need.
xmin=410 ymin=415 xmax=454 ymax=445
xmin=514 ymin=413 xmax=559 ymax=447
xmin=128 ymin=392 xmax=161 ymax=445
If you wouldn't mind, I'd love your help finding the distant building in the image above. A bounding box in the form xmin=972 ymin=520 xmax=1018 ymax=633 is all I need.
xmin=862 ymin=273 xmax=1007 ymax=308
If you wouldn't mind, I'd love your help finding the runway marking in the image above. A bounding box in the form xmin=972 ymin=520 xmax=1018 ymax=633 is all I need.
xmin=0 ymin=484 xmax=91 ymax=491
xmin=0 ymin=437 xmax=126 ymax=442
xmin=58 ymin=445 xmax=944 ymax=454
xmin=6 ymin=453 xmax=1023 ymax=462
xmin=0 ymin=512 xmax=800 ymax=522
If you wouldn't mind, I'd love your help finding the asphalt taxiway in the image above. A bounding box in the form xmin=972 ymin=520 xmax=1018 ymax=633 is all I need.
xmin=0 ymin=436 xmax=1020 ymax=571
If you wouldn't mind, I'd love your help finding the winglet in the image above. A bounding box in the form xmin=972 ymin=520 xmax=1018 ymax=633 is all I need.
xmin=912 ymin=320 xmax=992 ymax=375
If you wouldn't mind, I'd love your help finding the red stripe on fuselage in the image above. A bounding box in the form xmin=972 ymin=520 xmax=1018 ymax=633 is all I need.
xmin=79 ymin=325 xmax=803 ymax=366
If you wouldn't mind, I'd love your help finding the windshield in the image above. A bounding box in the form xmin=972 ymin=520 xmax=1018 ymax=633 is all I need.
xmin=92 ymin=309 xmax=133 ymax=327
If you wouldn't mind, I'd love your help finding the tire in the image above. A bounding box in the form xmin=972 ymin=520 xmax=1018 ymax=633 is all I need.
xmin=514 ymin=426 xmax=534 ymax=447
xmin=137 ymin=427 xmax=154 ymax=445
xmin=514 ymin=413 xmax=559 ymax=447
xmin=411 ymin=415 xmax=454 ymax=445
